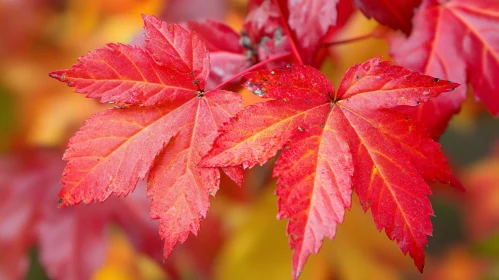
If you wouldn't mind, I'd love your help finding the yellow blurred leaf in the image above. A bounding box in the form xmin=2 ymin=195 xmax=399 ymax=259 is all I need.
xmin=54 ymin=0 xmax=163 ymax=51
xmin=26 ymin=92 xmax=102 ymax=146
xmin=93 ymin=229 xmax=166 ymax=280
xmin=215 ymin=184 xmax=329 ymax=280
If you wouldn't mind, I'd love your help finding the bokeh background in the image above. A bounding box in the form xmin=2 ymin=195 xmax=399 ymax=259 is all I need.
xmin=1 ymin=0 xmax=499 ymax=279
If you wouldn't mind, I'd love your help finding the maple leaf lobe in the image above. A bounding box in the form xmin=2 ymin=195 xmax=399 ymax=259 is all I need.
xmin=336 ymin=57 xmax=460 ymax=107
xmin=141 ymin=14 xmax=210 ymax=91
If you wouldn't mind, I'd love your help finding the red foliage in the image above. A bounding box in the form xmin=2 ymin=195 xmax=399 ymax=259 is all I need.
xmin=0 ymin=149 xmax=162 ymax=279
xmin=389 ymin=0 xmax=499 ymax=138
xmin=47 ymin=0 xmax=499 ymax=278
xmin=50 ymin=15 xmax=243 ymax=260
xmin=202 ymin=59 xmax=462 ymax=278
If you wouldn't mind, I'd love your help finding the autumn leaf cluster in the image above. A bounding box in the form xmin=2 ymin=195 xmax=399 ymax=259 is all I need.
xmin=46 ymin=0 xmax=499 ymax=278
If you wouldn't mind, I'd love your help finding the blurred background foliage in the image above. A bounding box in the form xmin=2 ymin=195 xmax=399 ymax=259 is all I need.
xmin=0 ymin=0 xmax=498 ymax=279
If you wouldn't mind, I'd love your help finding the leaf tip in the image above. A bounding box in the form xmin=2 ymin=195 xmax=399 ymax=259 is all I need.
xmin=141 ymin=13 xmax=154 ymax=22
xmin=49 ymin=70 xmax=67 ymax=82
xmin=57 ymin=197 xmax=71 ymax=208
xmin=418 ymin=262 xmax=425 ymax=273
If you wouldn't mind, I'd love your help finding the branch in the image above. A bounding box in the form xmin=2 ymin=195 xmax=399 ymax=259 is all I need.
xmin=322 ymin=32 xmax=375 ymax=47
xmin=211 ymin=52 xmax=292 ymax=91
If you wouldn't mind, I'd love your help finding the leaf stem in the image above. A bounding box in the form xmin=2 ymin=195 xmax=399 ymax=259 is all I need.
xmin=272 ymin=0 xmax=304 ymax=65
xmin=211 ymin=52 xmax=291 ymax=91
xmin=322 ymin=32 xmax=375 ymax=47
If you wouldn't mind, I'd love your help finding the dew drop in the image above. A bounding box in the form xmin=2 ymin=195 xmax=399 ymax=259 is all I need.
xmin=270 ymin=71 xmax=275 ymax=75
xmin=253 ymin=88 xmax=265 ymax=96
xmin=423 ymin=90 xmax=430 ymax=95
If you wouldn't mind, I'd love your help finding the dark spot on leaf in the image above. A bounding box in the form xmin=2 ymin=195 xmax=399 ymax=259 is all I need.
xmin=240 ymin=33 xmax=252 ymax=49
xmin=320 ymin=124 xmax=325 ymax=128
xmin=416 ymin=101 xmax=420 ymax=105
xmin=57 ymin=198 xmax=64 ymax=207
xmin=370 ymin=125 xmax=375 ymax=130
xmin=434 ymin=77 xmax=440 ymax=82
xmin=355 ymin=75 xmax=360 ymax=80
xmin=366 ymin=200 xmax=372 ymax=206
xmin=306 ymin=99 xmax=311 ymax=103
xmin=451 ymin=87 xmax=455 ymax=91
xmin=327 ymin=92 xmax=334 ymax=101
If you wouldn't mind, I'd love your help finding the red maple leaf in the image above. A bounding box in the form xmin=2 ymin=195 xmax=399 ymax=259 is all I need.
xmin=0 ymin=149 xmax=164 ymax=280
xmin=389 ymin=0 xmax=499 ymax=139
xmin=354 ymin=0 xmax=422 ymax=34
xmin=49 ymin=15 xmax=243 ymax=259
xmin=202 ymin=58 xmax=463 ymax=278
